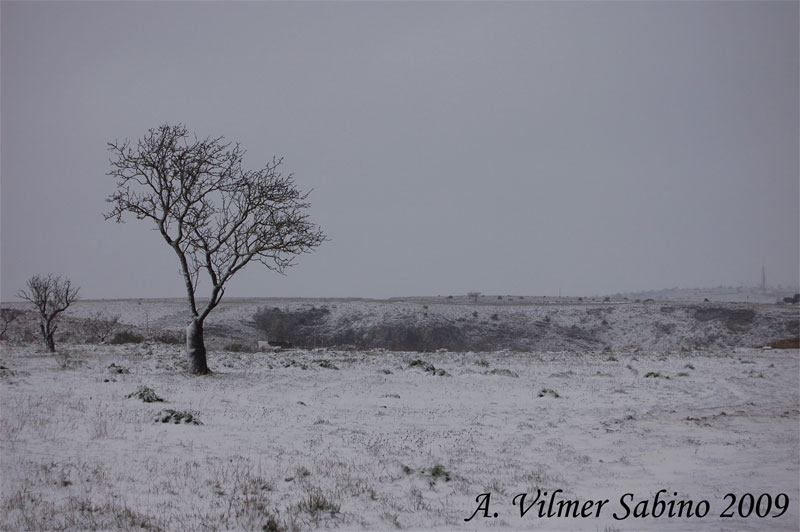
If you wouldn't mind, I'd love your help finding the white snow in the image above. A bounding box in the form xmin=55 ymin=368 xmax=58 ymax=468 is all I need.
xmin=0 ymin=298 xmax=798 ymax=530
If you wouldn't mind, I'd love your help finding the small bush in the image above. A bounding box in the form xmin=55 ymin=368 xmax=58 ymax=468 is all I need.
xmin=408 ymin=359 xmax=449 ymax=376
xmin=224 ymin=342 xmax=253 ymax=352
xmin=693 ymin=306 xmax=756 ymax=330
xmin=313 ymin=359 xmax=339 ymax=370
xmin=537 ymin=388 xmax=560 ymax=398
xmin=107 ymin=363 xmax=130 ymax=374
xmin=109 ymin=331 xmax=145 ymax=345
xmin=295 ymin=488 xmax=340 ymax=517
xmin=283 ymin=360 xmax=309 ymax=370
xmin=127 ymin=386 xmax=163 ymax=403
xmin=261 ymin=513 xmax=285 ymax=532
xmin=153 ymin=331 xmax=183 ymax=345
xmin=488 ymin=368 xmax=518 ymax=378
xmin=155 ymin=409 xmax=202 ymax=425
xmin=430 ymin=464 xmax=451 ymax=481
xmin=252 ymin=306 xmax=330 ymax=347
xmin=82 ymin=313 xmax=120 ymax=343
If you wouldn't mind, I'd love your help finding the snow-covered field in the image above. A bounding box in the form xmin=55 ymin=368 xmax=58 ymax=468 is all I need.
xmin=1 ymin=299 xmax=799 ymax=531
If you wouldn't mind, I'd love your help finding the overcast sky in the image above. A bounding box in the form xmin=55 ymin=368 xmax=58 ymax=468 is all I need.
xmin=2 ymin=1 xmax=798 ymax=301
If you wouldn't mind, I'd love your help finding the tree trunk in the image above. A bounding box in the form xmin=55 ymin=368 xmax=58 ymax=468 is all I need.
xmin=40 ymin=322 xmax=55 ymax=352
xmin=186 ymin=318 xmax=211 ymax=375
xmin=45 ymin=333 xmax=55 ymax=353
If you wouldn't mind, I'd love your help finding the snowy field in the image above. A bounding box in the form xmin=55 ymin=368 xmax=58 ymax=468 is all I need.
xmin=1 ymin=299 xmax=799 ymax=531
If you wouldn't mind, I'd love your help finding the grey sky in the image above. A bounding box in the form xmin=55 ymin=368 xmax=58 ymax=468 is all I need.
xmin=2 ymin=1 xmax=798 ymax=300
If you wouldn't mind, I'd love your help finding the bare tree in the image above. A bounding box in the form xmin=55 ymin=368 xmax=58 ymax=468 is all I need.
xmin=105 ymin=124 xmax=326 ymax=375
xmin=467 ymin=291 xmax=481 ymax=303
xmin=0 ymin=308 xmax=22 ymax=340
xmin=17 ymin=274 xmax=80 ymax=352
xmin=83 ymin=312 xmax=121 ymax=343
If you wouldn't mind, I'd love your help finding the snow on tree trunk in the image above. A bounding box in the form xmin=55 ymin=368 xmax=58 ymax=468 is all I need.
xmin=40 ymin=322 xmax=55 ymax=352
xmin=186 ymin=318 xmax=210 ymax=375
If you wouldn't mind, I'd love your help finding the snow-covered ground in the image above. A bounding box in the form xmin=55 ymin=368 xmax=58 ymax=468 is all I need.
xmin=1 ymin=299 xmax=799 ymax=531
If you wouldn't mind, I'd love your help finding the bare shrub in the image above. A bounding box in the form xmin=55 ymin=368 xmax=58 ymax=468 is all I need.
xmin=82 ymin=312 xmax=120 ymax=343
xmin=54 ymin=349 xmax=76 ymax=370
xmin=153 ymin=331 xmax=184 ymax=345
xmin=17 ymin=274 xmax=79 ymax=352
xmin=692 ymin=306 xmax=756 ymax=330
xmin=252 ymin=306 xmax=330 ymax=346
xmin=0 ymin=308 xmax=22 ymax=340
xmin=224 ymin=342 xmax=256 ymax=353
xmin=109 ymin=331 xmax=145 ymax=345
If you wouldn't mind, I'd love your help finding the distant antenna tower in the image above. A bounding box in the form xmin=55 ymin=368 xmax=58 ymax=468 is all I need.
xmin=761 ymin=264 xmax=766 ymax=291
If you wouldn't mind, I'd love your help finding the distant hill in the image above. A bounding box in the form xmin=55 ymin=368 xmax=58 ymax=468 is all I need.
xmin=5 ymin=296 xmax=793 ymax=353
xmin=609 ymin=286 xmax=800 ymax=304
